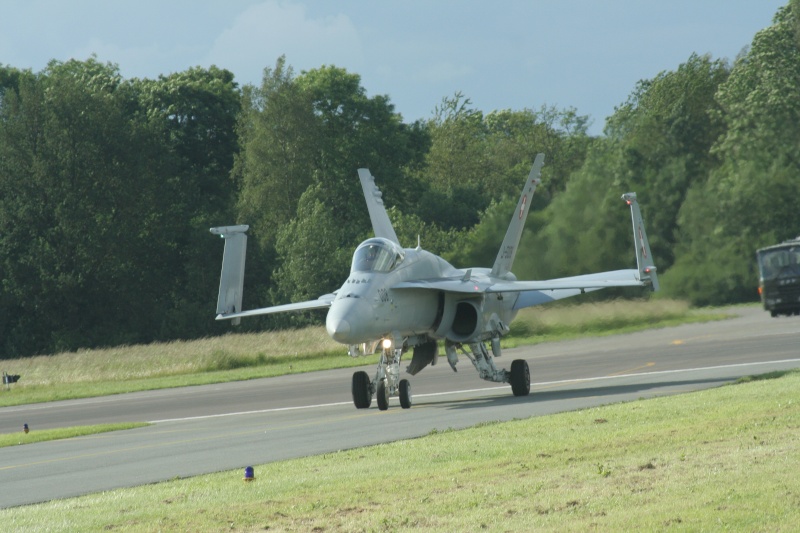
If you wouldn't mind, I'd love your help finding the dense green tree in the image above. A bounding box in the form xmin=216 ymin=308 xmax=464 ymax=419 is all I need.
xmin=505 ymin=52 xmax=729 ymax=289
xmin=443 ymin=196 xmax=519 ymax=270
xmin=272 ymin=184 xmax=352 ymax=306
xmin=0 ymin=59 xmax=165 ymax=354
xmin=414 ymin=93 xmax=503 ymax=232
xmin=664 ymin=2 xmax=800 ymax=304
xmin=602 ymin=53 xmax=729 ymax=270
xmin=295 ymin=64 xmax=428 ymax=225
xmin=235 ymin=58 xmax=429 ymax=306
xmin=483 ymin=105 xmax=591 ymax=200
xmin=0 ymin=60 xmax=240 ymax=356
xmin=387 ymin=206 xmax=465 ymax=257
xmin=510 ymin=139 xmax=633 ymax=280
xmin=234 ymin=57 xmax=318 ymax=252
xmin=416 ymin=94 xmax=591 ymax=234
xmin=134 ymin=66 xmax=241 ymax=337
xmin=0 ymin=66 xmax=41 ymax=354
xmin=424 ymin=93 xmax=490 ymax=193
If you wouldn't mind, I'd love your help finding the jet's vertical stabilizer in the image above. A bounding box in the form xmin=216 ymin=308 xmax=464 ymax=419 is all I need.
xmin=621 ymin=193 xmax=659 ymax=291
xmin=357 ymin=169 xmax=401 ymax=245
xmin=210 ymin=225 xmax=249 ymax=325
xmin=491 ymin=153 xmax=545 ymax=278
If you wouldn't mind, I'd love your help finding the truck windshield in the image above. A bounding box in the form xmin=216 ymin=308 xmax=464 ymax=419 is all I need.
xmin=757 ymin=246 xmax=800 ymax=280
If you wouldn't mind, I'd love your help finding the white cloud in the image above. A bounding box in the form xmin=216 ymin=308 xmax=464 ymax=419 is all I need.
xmin=206 ymin=1 xmax=364 ymax=85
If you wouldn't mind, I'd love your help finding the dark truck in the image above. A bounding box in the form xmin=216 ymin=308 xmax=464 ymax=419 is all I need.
xmin=757 ymin=237 xmax=800 ymax=317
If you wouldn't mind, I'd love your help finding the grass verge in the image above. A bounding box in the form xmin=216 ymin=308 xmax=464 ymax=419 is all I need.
xmin=504 ymin=298 xmax=727 ymax=347
xmin=0 ymin=423 xmax=149 ymax=448
xmin=0 ymin=300 xmax=731 ymax=407
xmin=3 ymin=370 xmax=797 ymax=531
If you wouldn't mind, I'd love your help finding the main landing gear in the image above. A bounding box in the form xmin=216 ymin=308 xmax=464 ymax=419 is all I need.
xmin=351 ymin=339 xmax=531 ymax=410
xmin=352 ymin=344 xmax=412 ymax=411
xmin=454 ymin=340 xmax=530 ymax=397
xmin=509 ymin=359 xmax=531 ymax=397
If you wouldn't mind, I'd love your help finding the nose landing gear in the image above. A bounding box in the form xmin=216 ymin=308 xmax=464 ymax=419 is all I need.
xmin=351 ymin=344 xmax=412 ymax=410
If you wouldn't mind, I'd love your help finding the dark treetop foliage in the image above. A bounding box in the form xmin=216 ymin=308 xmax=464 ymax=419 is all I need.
xmin=0 ymin=59 xmax=240 ymax=356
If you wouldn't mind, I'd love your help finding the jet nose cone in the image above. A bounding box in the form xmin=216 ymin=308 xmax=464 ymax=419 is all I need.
xmin=326 ymin=317 xmax=351 ymax=342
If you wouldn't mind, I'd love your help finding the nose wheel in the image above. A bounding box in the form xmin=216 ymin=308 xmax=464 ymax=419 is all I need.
xmin=376 ymin=380 xmax=389 ymax=410
xmin=375 ymin=377 xmax=412 ymax=410
xmin=351 ymin=347 xmax=412 ymax=410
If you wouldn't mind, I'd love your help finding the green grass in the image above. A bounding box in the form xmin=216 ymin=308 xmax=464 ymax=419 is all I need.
xmin=0 ymin=329 xmax=351 ymax=407
xmin=4 ymin=370 xmax=797 ymax=531
xmin=0 ymin=423 xmax=149 ymax=448
xmin=0 ymin=299 xmax=731 ymax=407
xmin=504 ymin=298 xmax=726 ymax=347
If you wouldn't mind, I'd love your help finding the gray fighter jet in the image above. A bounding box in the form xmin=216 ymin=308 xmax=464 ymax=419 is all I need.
xmin=211 ymin=154 xmax=658 ymax=410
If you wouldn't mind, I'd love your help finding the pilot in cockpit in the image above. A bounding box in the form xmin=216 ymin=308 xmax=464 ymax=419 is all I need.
xmin=365 ymin=245 xmax=378 ymax=262
xmin=352 ymin=239 xmax=404 ymax=273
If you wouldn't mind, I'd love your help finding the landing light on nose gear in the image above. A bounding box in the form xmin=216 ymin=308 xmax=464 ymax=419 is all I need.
xmin=351 ymin=337 xmax=412 ymax=411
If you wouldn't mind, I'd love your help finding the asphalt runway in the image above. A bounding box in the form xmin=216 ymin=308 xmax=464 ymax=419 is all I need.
xmin=1 ymin=306 xmax=799 ymax=508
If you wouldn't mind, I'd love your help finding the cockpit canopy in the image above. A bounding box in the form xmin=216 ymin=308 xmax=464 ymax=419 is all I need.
xmin=351 ymin=238 xmax=405 ymax=273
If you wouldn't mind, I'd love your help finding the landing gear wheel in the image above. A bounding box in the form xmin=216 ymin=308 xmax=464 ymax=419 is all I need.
xmin=352 ymin=371 xmax=372 ymax=409
xmin=399 ymin=379 xmax=412 ymax=409
xmin=377 ymin=380 xmax=390 ymax=411
xmin=510 ymin=359 xmax=530 ymax=397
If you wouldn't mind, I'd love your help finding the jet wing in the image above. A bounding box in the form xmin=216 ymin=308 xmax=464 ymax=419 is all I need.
xmin=487 ymin=269 xmax=645 ymax=292
xmin=392 ymin=269 xmax=646 ymax=294
xmin=215 ymin=294 xmax=335 ymax=321
xmin=391 ymin=277 xmax=494 ymax=294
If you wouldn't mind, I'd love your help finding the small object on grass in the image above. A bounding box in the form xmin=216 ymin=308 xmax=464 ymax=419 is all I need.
xmin=243 ymin=466 xmax=255 ymax=481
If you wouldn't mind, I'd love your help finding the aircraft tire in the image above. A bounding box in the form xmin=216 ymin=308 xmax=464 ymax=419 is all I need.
xmin=377 ymin=380 xmax=390 ymax=411
xmin=399 ymin=379 xmax=412 ymax=409
xmin=510 ymin=359 xmax=530 ymax=397
xmin=352 ymin=371 xmax=372 ymax=409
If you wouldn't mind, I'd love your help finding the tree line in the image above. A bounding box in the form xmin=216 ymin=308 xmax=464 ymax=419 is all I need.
xmin=1 ymin=2 xmax=798 ymax=358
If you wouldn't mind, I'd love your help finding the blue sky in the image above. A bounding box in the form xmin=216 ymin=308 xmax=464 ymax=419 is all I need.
xmin=0 ymin=0 xmax=786 ymax=134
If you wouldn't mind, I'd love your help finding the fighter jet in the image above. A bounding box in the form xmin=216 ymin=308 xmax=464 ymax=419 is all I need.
xmin=211 ymin=153 xmax=659 ymax=410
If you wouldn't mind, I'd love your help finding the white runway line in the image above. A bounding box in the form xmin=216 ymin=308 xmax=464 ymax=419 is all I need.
xmin=148 ymin=358 xmax=800 ymax=423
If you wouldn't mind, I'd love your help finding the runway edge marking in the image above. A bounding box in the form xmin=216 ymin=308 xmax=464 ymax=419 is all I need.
xmin=148 ymin=358 xmax=800 ymax=424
